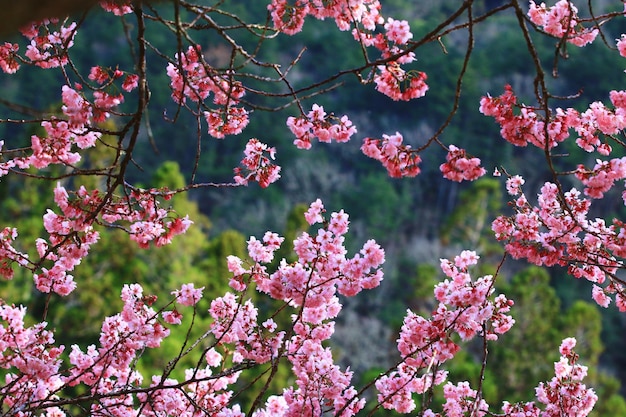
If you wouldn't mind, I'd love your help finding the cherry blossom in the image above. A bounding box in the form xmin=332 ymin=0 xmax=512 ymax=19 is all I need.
xmin=20 ymin=19 xmax=77 ymax=69
xmin=234 ymin=138 xmax=281 ymax=188
xmin=100 ymin=0 xmax=134 ymax=15
xmin=440 ymin=145 xmax=487 ymax=182
xmin=0 ymin=42 xmax=20 ymax=73
xmin=0 ymin=1 xmax=621 ymax=416
xmin=528 ymin=0 xmax=598 ymax=47
xmin=287 ymin=104 xmax=357 ymax=149
xmin=361 ymin=131 xmax=422 ymax=177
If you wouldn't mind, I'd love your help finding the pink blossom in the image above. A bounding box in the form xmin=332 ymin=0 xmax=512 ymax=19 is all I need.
xmin=162 ymin=309 xmax=183 ymax=324
xmin=304 ymin=198 xmax=325 ymax=225
xmin=384 ymin=18 xmax=413 ymax=45
xmin=172 ymin=283 xmax=204 ymax=306
xmin=0 ymin=42 xmax=20 ymax=73
xmin=440 ymin=145 xmax=486 ymax=182
xmin=361 ymin=132 xmax=422 ymax=177
xmin=234 ymin=139 xmax=281 ymax=188
xmin=287 ymin=106 xmax=357 ymax=149
xmin=100 ymin=0 xmax=133 ymax=15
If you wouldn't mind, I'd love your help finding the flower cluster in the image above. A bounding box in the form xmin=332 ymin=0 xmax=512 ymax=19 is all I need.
xmin=376 ymin=251 xmax=514 ymax=413
xmin=374 ymin=66 xmax=429 ymax=101
xmin=0 ymin=42 xmax=20 ymax=74
xmin=479 ymin=85 xmax=574 ymax=149
xmin=492 ymin=179 xmax=626 ymax=310
xmin=0 ymin=303 xmax=65 ymax=415
xmin=89 ymin=65 xmax=139 ymax=92
xmin=535 ymin=338 xmax=598 ymax=416
xmin=499 ymin=338 xmax=596 ymax=417
xmin=287 ymin=104 xmax=357 ymax=149
xmin=0 ymin=81 xmax=133 ymax=176
xmin=33 ymin=184 xmax=101 ymax=296
xmin=353 ymin=13 xmax=426 ymax=101
xmin=439 ymin=145 xmax=486 ymax=182
xmin=233 ymin=138 xmax=281 ymax=188
xmin=30 ymin=183 xmax=192 ymax=296
xmin=618 ymin=34 xmax=626 ymax=58
xmin=0 ymin=227 xmax=29 ymax=280
xmin=166 ymin=45 xmax=249 ymax=138
xmin=20 ymin=19 xmax=77 ymax=69
xmin=100 ymin=0 xmax=133 ymax=15
xmin=575 ymin=157 xmax=626 ymax=199
xmin=268 ymin=0 xmax=383 ymax=35
xmin=361 ymin=132 xmax=422 ymax=177
xmin=223 ymin=199 xmax=385 ymax=416
xmin=528 ymin=0 xmax=598 ymax=47
xmin=480 ymin=85 xmax=626 ymax=154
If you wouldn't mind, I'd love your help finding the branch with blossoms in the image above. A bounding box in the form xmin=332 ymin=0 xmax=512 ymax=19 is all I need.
xmin=1 ymin=0 xmax=626 ymax=416
xmin=0 ymin=199 xmax=599 ymax=417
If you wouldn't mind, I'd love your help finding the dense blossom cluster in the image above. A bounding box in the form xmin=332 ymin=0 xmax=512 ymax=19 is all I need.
xmin=0 ymin=16 xmax=81 ymax=74
xmin=492 ymin=179 xmax=626 ymax=311
xmin=528 ymin=0 xmax=598 ymax=46
xmin=27 ymin=183 xmax=192 ymax=297
xmin=376 ymin=251 xmax=514 ymax=413
xmin=20 ymin=19 xmax=77 ymax=69
xmin=0 ymin=70 xmax=141 ymax=175
xmin=234 ymin=138 xmax=281 ymax=188
xmin=361 ymin=132 xmax=422 ymax=177
xmin=166 ymin=45 xmax=249 ymax=138
xmin=0 ymin=227 xmax=28 ymax=280
xmin=439 ymin=145 xmax=486 ymax=182
xmin=223 ymin=200 xmax=386 ymax=416
xmin=480 ymin=85 xmax=626 ymax=154
xmin=267 ymin=0 xmax=383 ymax=35
xmin=287 ymin=104 xmax=357 ymax=149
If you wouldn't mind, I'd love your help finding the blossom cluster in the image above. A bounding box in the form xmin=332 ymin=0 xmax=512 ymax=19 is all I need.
xmin=224 ymin=199 xmax=385 ymax=416
xmin=267 ymin=0 xmax=383 ymax=35
xmin=287 ymin=104 xmax=357 ymax=149
xmin=99 ymin=0 xmax=134 ymax=16
xmin=479 ymin=85 xmax=575 ymax=149
xmin=480 ymin=85 xmax=626 ymax=154
xmin=376 ymin=250 xmax=514 ymax=413
xmin=233 ymin=138 xmax=281 ymax=188
xmin=0 ymin=42 xmax=20 ymax=74
xmin=492 ymin=179 xmax=626 ymax=310
xmin=19 ymin=19 xmax=77 ymax=69
xmin=0 ymin=303 xmax=65 ymax=415
xmin=528 ymin=0 xmax=598 ymax=47
xmin=499 ymin=339 xmax=596 ymax=417
xmin=361 ymin=131 xmax=422 ymax=177
xmin=439 ymin=145 xmax=486 ymax=182
xmin=0 ymin=78 xmax=138 ymax=176
xmin=268 ymin=0 xmax=426 ymax=101
xmin=534 ymin=338 xmax=598 ymax=416
xmin=166 ymin=45 xmax=249 ymax=138
xmin=0 ymin=227 xmax=29 ymax=280
xmin=373 ymin=66 xmax=429 ymax=101
xmin=30 ymin=183 xmax=192 ymax=296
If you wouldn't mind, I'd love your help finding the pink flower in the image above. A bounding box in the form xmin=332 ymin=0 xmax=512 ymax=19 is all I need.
xmin=384 ymin=18 xmax=413 ymax=45
xmin=162 ymin=309 xmax=183 ymax=324
xmin=559 ymin=337 xmax=577 ymax=356
xmin=304 ymin=198 xmax=325 ymax=225
xmin=172 ymin=283 xmax=204 ymax=306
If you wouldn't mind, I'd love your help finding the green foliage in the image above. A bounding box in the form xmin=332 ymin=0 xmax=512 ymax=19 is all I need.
xmin=440 ymin=178 xmax=502 ymax=255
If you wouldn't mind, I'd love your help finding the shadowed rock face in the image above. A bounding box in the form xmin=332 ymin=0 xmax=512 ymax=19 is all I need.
xmin=0 ymin=0 xmax=157 ymax=35
xmin=1 ymin=1 xmax=101 ymax=35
